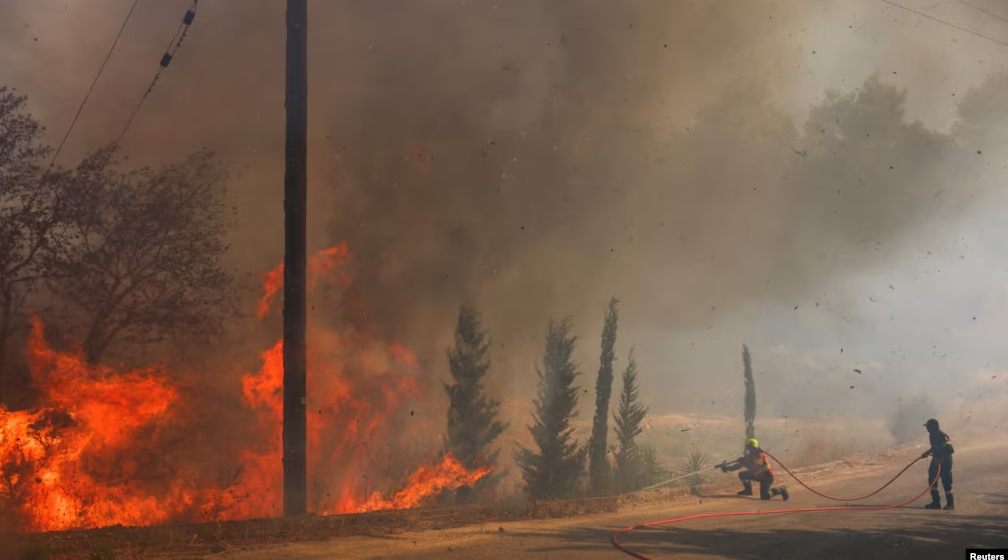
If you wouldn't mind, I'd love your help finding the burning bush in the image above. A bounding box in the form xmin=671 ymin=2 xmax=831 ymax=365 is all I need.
xmin=0 ymin=245 xmax=491 ymax=533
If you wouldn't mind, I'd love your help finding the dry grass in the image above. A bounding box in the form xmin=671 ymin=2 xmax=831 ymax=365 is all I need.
xmin=7 ymin=496 xmax=618 ymax=560
xmin=775 ymin=438 xmax=858 ymax=469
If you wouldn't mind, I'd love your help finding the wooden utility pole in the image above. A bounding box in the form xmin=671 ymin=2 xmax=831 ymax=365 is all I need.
xmin=283 ymin=0 xmax=308 ymax=517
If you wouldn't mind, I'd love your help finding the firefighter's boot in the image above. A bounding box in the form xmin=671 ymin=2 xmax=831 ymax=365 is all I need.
xmin=768 ymin=486 xmax=789 ymax=501
xmin=943 ymin=492 xmax=954 ymax=511
xmin=738 ymin=482 xmax=753 ymax=496
xmin=924 ymin=489 xmax=942 ymax=509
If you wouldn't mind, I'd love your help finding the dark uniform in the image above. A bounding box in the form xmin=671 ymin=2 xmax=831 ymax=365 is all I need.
xmin=722 ymin=438 xmax=789 ymax=501
xmin=920 ymin=418 xmax=954 ymax=510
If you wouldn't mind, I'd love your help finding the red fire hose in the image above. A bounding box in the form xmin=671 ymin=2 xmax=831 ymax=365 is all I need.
xmin=611 ymin=456 xmax=940 ymax=560
xmin=762 ymin=451 xmax=923 ymax=502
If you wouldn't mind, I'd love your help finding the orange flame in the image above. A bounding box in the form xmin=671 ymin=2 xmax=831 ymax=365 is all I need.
xmin=257 ymin=242 xmax=352 ymax=318
xmin=340 ymin=453 xmax=493 ymax=513
xmin=0 ymin=318 xmax=181 ymax=532
xmin=0 ymin=245 xmax=492 ymax=532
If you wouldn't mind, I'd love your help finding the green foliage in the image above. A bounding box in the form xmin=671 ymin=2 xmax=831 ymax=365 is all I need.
xmin=636 ymin=445 xmax=671 ymax=488
xmin=743 ymin=344 xmax=756 ymax=442
xmin=889 ymin=392 xmax=938 ymax=444
xmin=444 ymin=303 xmax=509 ymax=500
xmin=588 ymin=297 xmax=619 ymax=494
xmin=444 ymin=305 xmax=505 ymax=462
xmin=676 ymin=440 xmax=710 ymax=486
xmin=515 ymin=319 xmax=585 ymax=500
xmin=612 ymin=349 xmax=652 ymax=491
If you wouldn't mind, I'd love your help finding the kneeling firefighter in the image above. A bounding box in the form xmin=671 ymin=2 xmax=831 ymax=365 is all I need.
xmin=720 ymin=438 xmax=789 ymax=501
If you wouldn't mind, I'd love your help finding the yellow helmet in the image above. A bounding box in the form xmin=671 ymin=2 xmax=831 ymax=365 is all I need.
xmin=745 ymin=438 xmax=759 ymax=449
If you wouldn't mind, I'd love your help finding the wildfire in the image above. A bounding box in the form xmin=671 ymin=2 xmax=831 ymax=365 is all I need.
xmin=0 ymin=318 xmax=182 ymax=532
xmin=341 ymin=453 xmax=493 ymax=514
xmin=0 ymin=244 xmax=492 ymax=533
xmin=257 ymin=242 xmax=352 ymax=319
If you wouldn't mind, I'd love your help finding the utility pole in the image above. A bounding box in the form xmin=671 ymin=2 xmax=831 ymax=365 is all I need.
xmin=283 ymin=0 xmax=308 ymax=517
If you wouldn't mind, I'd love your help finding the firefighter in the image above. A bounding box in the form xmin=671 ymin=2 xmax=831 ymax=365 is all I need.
xmin=720 ymin=438 xmax=789 ymax=501
xmin=920 ymin=418 xmax=954 ymax=510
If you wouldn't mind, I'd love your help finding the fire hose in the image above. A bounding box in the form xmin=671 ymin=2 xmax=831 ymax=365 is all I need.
xmin=611 ymin=455 xmax=940 ymax=560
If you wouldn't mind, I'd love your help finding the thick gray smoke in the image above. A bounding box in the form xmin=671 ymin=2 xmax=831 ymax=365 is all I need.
xmin=3 ymin=0 xmax=1007 ymax=420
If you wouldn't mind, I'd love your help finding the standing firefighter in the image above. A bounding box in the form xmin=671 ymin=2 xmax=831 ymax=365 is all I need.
xmin=720 ymin=438 xmax=789 ymax=501
xmin=920 ymin=418 xmax=955 ymax=510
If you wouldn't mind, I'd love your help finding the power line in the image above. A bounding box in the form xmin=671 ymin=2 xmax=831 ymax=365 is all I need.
xmin=878 ymin=0 xmax=1008 ymax=48
xmin=43 ymin=0 xmax=143 ymax=178
xmin=953 ymin=0 xmax=1008 ymax=27
xmin=97 ymin=0 xmax=201 ymax=171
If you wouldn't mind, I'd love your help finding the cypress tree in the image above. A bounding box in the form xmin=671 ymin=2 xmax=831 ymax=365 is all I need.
xmin=515 ymin=319 xmax=585 ymax=500
xmin=743 ymin=344 xmax=756 ymax=442
xmin=612 ymin=349 xmax=648 ymax=491
xmin=588 ymin=298 xmax=618 ymax=493
xmin=444 ymin=304 xmax=508 ymax=500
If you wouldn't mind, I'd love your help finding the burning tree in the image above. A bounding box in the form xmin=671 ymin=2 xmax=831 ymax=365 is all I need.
xmin=0 ymin=87 xmax=63 ymax=401
xmin=443 ymin=303 xmax=508 ymax=502
xmin=44 ymin=147 xmax=239 ymax=364
xmin=588 ymin=297 xmax=618 ymax=494
xmin=612 ymin=348 xmax=666 ymax=491
xmin=1 ymin=245 xmax=494 ymax=532
xmin=515 ymin=318 xmax=585 ymax=500
xmin=743 ymin=344 xmax=756 ymax=442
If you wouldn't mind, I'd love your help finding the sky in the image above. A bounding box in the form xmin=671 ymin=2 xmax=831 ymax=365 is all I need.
xmin=2 ymin=0 xmax=1008 ymax=430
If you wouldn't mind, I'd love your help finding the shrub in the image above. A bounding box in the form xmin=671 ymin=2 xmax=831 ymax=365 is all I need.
xmin=675 ymin=441 xmax=711 ymax=486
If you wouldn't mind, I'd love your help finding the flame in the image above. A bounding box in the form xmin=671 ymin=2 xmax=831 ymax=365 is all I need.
xmin=257 ymin=242 xmax=351 ymax=318
xmin=0 ymin=244 xmax=492 ymax=533
xmin=0 ymin=318 xmax=182 ymax=532
xmin=340 ymin=453 xmax=493 ymax=514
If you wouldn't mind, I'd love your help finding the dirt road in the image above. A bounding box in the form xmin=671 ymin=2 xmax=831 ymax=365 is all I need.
xmin=231 ymin=437 xmax=1008 ymax=559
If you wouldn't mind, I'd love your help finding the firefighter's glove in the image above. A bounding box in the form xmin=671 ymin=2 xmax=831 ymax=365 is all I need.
xmin=719 ymin=465 xmax=727 ymax=473
xmin=919 ymin=451 xmax=930 ymax=459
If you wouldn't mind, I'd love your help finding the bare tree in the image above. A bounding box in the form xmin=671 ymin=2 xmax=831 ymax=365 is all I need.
xmin=46 ymin=147 xmax=238 ymax=364
xmin=0 ymin=86 xmax=62 ymax=383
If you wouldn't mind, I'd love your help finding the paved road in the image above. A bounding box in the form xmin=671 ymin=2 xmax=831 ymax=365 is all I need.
xmin=233 ymin=437 xmax=1008 ymax=560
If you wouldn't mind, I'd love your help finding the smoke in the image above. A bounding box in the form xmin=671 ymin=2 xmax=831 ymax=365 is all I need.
xmin=3 ymin=0 xmax=1008 ymax=421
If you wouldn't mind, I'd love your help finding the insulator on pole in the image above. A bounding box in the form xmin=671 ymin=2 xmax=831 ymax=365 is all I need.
xmin=160 ymin=53 xmax=173 ymax=68
xmin=183 ymin=9 xmax=195 ymax=26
